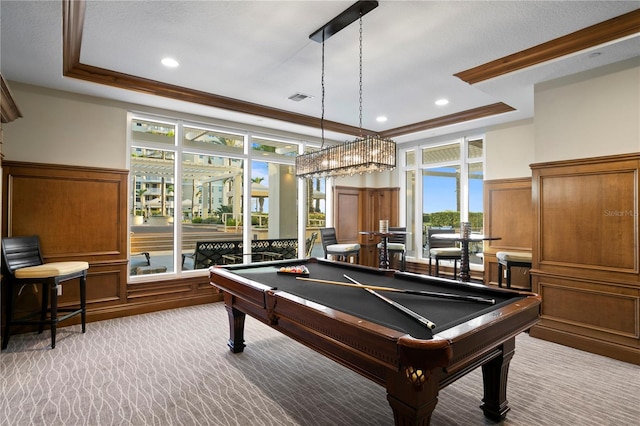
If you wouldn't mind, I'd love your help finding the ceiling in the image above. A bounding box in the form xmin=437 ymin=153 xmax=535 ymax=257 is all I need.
xmin=1 ymin=1 xmax=639 ymax=144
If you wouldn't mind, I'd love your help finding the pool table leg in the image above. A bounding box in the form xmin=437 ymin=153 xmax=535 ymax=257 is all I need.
xmin=480 ymin=337 xmax=515 ymax=420
xmin=224 ymin=295 xmax=246 ymax=353
xmin=386 ymin=368 xmax=440 ymax=425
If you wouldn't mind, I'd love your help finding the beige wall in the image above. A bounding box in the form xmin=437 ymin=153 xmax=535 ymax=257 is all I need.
xmin=482 ymin=58 xmax=639 ymax=180
xmin=485 ymin=118 xmax=535 ymax=180
xmin=3 ymin=83 xmax=127 ymax=169
xmin=534 ymin=58 xmax=640 ymax=163
xmin=334 ymin=168 xmax=398 ymax=188
xmin=2 ymin=82 xmax=327 ymax=171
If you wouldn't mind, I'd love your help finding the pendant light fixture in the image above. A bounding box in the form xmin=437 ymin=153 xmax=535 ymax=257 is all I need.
xmin=295 ymin=1 xmax=396 ymax=179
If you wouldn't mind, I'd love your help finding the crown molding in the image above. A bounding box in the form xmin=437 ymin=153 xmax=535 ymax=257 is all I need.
xmin=455 ymin=9 xmax=640 ymax=85
xmin=1 ymin=73 xmax=22 ymax=124
xmin=61 ymin=0 xmax=638 ymax=139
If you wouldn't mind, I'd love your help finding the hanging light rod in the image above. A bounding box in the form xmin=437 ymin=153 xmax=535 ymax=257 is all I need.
xmin=309 ymin=1 xmax=379 ymax=43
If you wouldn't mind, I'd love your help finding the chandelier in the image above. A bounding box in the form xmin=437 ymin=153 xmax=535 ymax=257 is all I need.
xmin=295 ymin=1 xmax=396 ymax=179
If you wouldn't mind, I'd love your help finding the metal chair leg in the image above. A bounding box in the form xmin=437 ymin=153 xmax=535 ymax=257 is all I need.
xmin=2 ymin=285 xmax=14 ymax=350
xmin=50 ymin=283 xmax=58 ymax=349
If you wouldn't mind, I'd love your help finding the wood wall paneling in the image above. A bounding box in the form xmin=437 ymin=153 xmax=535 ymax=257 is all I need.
xmin=333 ymin=186 xmax=360 ymax=243
xmin=539 ymin=171 xmax=637 ymax=272
xmin=1 ymin=161 xmax=220 ymax=334
xmin=483 ymin=178 xmax=533 ymax=285
xmin=488 ymin=187 xmax=533 ymax=250
xmin=530 ymin=153 xmax=640 ymax=365
xmin=539 ymin=280 xmax=638 ymax=340
xmin=7 ymin=173 xmax=125 ymax=258
xmin=334 ymin=186 xmax=399 ymax=267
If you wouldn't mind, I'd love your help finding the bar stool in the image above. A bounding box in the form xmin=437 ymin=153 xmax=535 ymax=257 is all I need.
xmin=426 ymin=228 xmax=462 ymax=278
xmin=2 ymin=236 xmax=89 ymax=349
xmin=496 ymin=251 xmax=532 ymax=289
xmin=320 ymin=227 xmax=360 ymax=263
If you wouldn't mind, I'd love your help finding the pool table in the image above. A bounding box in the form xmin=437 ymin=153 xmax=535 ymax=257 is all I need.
xmin=209 ymin=258 xmax=541 ymax=425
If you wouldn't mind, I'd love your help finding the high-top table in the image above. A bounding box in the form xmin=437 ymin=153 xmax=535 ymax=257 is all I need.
xmin=359 ymin=230 xmax=407 ymax=269
xmin=430 ymin=233 xmax=501 ymax=281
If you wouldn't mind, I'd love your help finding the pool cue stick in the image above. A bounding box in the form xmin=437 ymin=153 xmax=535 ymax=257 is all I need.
xmin=343 ymin=275 xmax=436 ymax=330
xmin=295 ymin=277 xmax=495 ymax=305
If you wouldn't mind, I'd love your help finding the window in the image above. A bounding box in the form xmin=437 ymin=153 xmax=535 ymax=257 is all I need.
xmin=130 ymin=118 xmax=177 ymax=275
xmin=180 ymin=152 xmax=244 ymax=270
xmin=401 ymin=136 xmax=485 ymax=265
xmin=128 ymin=114 xmax=318 ymax=280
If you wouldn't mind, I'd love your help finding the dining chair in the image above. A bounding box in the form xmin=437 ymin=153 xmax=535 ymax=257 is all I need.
xmin=427 ymin=227 xmax=462 ymax=278
xmin=1 ymin=235 xmax=89 ymax=349
xmin=320 ymin=227 xmax=360 ymax=263
xmin=377 ymin=226 xmax=406 ymax=271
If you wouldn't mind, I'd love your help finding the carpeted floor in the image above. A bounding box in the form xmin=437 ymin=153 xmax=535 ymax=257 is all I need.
xmin=1 ymin=303 xmax=638 ymax=425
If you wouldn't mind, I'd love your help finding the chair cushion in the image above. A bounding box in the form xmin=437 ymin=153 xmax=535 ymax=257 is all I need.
xmin=378 ymin=243 xmax=405 ymax=251
xmin=15 ymin=261 xmax=89 ymax=279
xmin=430 ymin=247 xmax=461 ymax=256
xmin=327 ymin=243 xmax=360 ymax=253
xmin=496 ymin=251 xmax=532 ymax=263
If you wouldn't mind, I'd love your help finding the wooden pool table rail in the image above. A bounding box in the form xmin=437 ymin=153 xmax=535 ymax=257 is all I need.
xmin=210 ymin=258 xmax=541 ymax=425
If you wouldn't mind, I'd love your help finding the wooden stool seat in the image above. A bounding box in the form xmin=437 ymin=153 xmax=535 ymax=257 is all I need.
xmin=496 ymin=251 xmax=532 ymax=289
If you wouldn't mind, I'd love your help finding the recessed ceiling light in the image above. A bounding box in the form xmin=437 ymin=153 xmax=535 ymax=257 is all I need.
xmin=376 ymin=116 xmax=388 ymax=123
xmin=435 ymin=99 xmax=449 ymax=106
xmin=161 ymin=57 xmax=180 ymax=68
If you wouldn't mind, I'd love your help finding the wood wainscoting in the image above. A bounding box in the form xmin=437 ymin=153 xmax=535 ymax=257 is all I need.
xmin=483 ymin=178 xmax=533 ymax=287
xmin=333 ymin=186 xmax=399 ymax=268
xmin=1 ymin=161 xmax=219 ymax=333
xmin=530 ymin=153 xmax=640 ymax=365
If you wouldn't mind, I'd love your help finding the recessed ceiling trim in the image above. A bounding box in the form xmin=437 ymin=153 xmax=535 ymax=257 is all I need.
xmin=455 ymin=9 xmax=640 ymax=85
xmin=1 ymin=73 xmax=23 ymax=123
xmin=378 ymin=103 xmax=515 ymax=139
xmin=62 ymin=0 xmax=371 ymax=138
xmin=62 ymin=0 xmax=84 ymax=75
xmin=61 ymin=0 xmax=636 ymax=140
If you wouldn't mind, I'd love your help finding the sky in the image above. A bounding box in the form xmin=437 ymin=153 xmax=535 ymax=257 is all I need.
xmin=423 ymin=168 xmax=483 ymax=213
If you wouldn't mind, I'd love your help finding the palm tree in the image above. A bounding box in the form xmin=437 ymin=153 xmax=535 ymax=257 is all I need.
xmin=136 ymin=188 xmax=148 ymax=217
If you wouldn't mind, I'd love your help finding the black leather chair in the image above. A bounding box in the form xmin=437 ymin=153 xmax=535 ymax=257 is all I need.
xmin=426 ymin=228 xmax=462 ymax=278
xmin=320 ymin=228 xmax=360 ymax=263
xmin=1 ymin=236 xmax=89 ymax=349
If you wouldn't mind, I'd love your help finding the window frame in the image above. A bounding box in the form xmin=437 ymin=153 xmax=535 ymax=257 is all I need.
xmin=399 ymin=135 xmax=485 ymax=263
xmin=127 ymin=112 xmax=321 ymax=282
